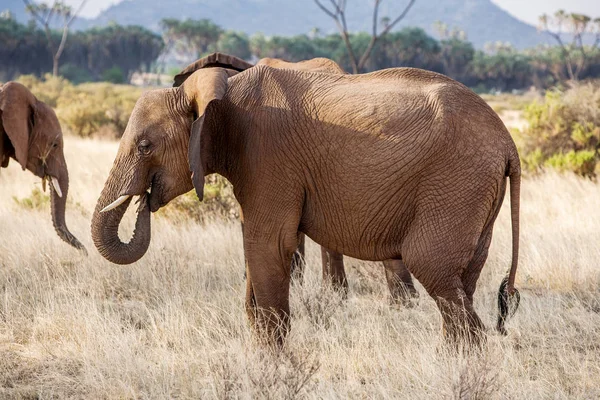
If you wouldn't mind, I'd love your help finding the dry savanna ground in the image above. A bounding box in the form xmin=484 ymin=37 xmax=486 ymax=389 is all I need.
xmin=1 ymin=108 xmax=600 ymax=398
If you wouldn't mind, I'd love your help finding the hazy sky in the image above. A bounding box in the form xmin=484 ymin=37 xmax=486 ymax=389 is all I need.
xmin=65 ymin=0 xmax=600 ymax=26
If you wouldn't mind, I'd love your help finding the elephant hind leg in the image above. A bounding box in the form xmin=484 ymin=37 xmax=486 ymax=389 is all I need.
xmin=433 ymin=282 xmax=485 ymax=347
xmin=462 ymin=229 xmax=494 ymax=304
xmin=383 ymin=258 xmax=418 ymax=306
xmin=402 ymin=224 xmax=487 ymax=346
xmin=321 ymin=247 xmax=348 ymax=297
xmin=414 ymin=263 xmax=485 ymax=346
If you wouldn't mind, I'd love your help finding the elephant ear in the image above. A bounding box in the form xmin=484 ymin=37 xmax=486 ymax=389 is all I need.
xmin=0 ymin=82 xmax=36 ymax=170
xmin=174 ymin=52 xmax=253 ymax=87
xmin=183 ymin=68 xmax=229 ymax=201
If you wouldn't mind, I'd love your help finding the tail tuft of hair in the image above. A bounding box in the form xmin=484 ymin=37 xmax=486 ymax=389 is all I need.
xmin=496 ymin=275 xmax=520 ymax=335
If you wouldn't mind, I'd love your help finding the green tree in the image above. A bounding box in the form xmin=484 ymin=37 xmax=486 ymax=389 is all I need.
xmin=251 ymin=33 xmax=322 ymax=62
xmin=0 ymin=14 xmax=49 ymax=79
xmin=538 ymin=10 xmax=600 ymax=80
xmin=22 ymin=0 xmax=87 ymax=76
xmin=433 ymin=22 xmax=475 ymax=81
xmin=313 ymin=0 xmax=416 ymax=73
xmin=372 ymin=27 xmax=440 ymax=71
xmin=161 ymin=18 xmax=222 ymax=58
xmin=472 ymin=43 xmax=532 ymax=90
xmin=216 ymin=31 xmax=251 ymax=60
xmin=81 ymin=25 xmax=164 ymax=80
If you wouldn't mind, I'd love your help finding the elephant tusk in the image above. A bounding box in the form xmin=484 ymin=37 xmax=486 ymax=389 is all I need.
xmin=50 ymin=176 xmax=63 ymax=198
xmin=42 ymin=177 xmax=47 ymax=193
xmin=100 ymin=195 xmax=131 ymax=213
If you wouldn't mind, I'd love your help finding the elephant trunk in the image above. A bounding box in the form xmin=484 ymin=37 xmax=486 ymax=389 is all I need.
xmin=50 ymin=170 xmax=87 ymax=254
xmin=91 ymin=179 xmax=151 ymax=265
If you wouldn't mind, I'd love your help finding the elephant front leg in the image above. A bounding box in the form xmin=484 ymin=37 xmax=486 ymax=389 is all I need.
xmin=383 ymin=259 xmax=418 ymax=306
xmin=321 ymin=247 xmax=348 ymax=296
xmin=244 ymin=234 xmax=298 ymax=346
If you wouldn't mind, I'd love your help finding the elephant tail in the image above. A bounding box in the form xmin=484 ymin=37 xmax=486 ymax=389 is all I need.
xmin=497 ymin=153 xmax=521 ymax=335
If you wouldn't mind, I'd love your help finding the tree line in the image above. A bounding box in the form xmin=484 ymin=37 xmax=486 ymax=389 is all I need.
xmin=0 ymin=14 xmax=163 ymax=83
xmin=2 ymin=13 xmax=600 ymax=91
xmin=162 ymin=17 xmax=600 ymax=91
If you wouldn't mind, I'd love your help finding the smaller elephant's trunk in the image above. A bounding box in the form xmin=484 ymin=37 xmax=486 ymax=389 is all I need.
xmin=50 ymin=171 xmax=87 ymax=254
xmin=91 ymin=183 xmax=151 ymax=264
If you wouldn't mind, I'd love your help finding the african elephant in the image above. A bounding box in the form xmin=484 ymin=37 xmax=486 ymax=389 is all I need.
xmin=91 ymin=56 xmax=521 ymax=345
xmin=176 ymin=53 xmax=418 ymax=303
xmin=0 ymin=82 xmax=86 ymax=253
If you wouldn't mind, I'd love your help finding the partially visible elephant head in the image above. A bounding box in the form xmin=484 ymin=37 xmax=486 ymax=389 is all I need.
xmin=0 ymin=81 xmax=86 ymax=253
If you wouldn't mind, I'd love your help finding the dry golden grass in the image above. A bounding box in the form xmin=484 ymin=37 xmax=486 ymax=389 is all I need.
xmin=1 ymin=136 xmax=600 ymax=399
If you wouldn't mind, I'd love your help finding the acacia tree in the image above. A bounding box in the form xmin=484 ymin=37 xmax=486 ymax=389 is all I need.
xmin=23 ymin=0 xmax=87 ymax=76
xmin=538 ymin=10 xmax=600 ymax=80
xmin=433 ymin=21 xmax=474 ymax=81
xmin=313 ymin=0 xmax=416 ymax=73
xmin=160 ymin=18 xmax=223 ymax=59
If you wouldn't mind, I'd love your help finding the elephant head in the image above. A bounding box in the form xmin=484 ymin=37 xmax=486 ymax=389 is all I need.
xmin=91 ymin=55 xmax=250 ymax=264
xmin=0 ymin=82 xmax=86 ymax=253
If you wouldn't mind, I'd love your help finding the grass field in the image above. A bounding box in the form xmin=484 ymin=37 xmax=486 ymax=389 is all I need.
xmin=1 ymin=134 xmax=600 ymax=398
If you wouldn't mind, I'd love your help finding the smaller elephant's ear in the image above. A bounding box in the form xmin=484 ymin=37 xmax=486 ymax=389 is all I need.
xmin=174 ymin=52 xmax=253 ymax=87
xmin=183 ymin=68 xmax=229 ymax=201
xmin=0 ymin=82 xmax=36 ymax=170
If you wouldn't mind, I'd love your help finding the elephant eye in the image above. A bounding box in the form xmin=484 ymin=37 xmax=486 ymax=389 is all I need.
xmin=52 ymin=142 xmax=58 ymax=149
xmin=138 ymin=139 xmax=152 ymax=155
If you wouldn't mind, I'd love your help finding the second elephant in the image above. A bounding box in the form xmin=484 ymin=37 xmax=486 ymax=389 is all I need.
xmin=0 ymin=82 xmax=86 ymax=253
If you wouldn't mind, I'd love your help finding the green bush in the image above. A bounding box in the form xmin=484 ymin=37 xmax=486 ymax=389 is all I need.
xmin=56 ymin=87 xmax=110 ymax=137
xmin=16 ymin=73 xmax=72 ymax=107
xmin=69 ymin=82 xmax=141 ymax=136
xmin=59 ymin=64 xmax=94 ymax=85
xmin=15 ymin=74 xmax=143 ymax=138
xmin=13 ymin=187 xmax=50 ymax=210
xmin=521 ymin=82 xmax=600 ymax=176
xmin=101 ymin=66 xmax=126 ymax=84
xmin=543 ymin=150 xmax=597 ymax=176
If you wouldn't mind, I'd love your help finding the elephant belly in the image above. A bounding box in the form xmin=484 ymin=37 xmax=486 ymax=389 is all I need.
xmin=299 ymin=184 xmax=414 ymax=262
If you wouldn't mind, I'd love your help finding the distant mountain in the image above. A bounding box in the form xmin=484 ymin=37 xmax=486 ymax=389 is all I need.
xmin=4 ymin=0 xmax=556 ymax=49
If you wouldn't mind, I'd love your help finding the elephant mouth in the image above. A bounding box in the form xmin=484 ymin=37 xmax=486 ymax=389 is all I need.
xmin=100 ymin=174 xmax=163 ymax=214
xmin=42 ymin=175 xmax=63 ymax=197
xmin=100 ymin=191 xmax=154 ymax=213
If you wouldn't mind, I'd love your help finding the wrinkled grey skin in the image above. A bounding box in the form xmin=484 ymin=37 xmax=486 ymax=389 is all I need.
xmin=0 ymin=82 xmax=86 ymax=253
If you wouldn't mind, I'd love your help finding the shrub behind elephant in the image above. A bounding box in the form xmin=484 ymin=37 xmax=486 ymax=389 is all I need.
xmin=91 ymin=55 xmax=521 ymax=345
xmin=0 ymin=82 xmax=86 ymax=253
